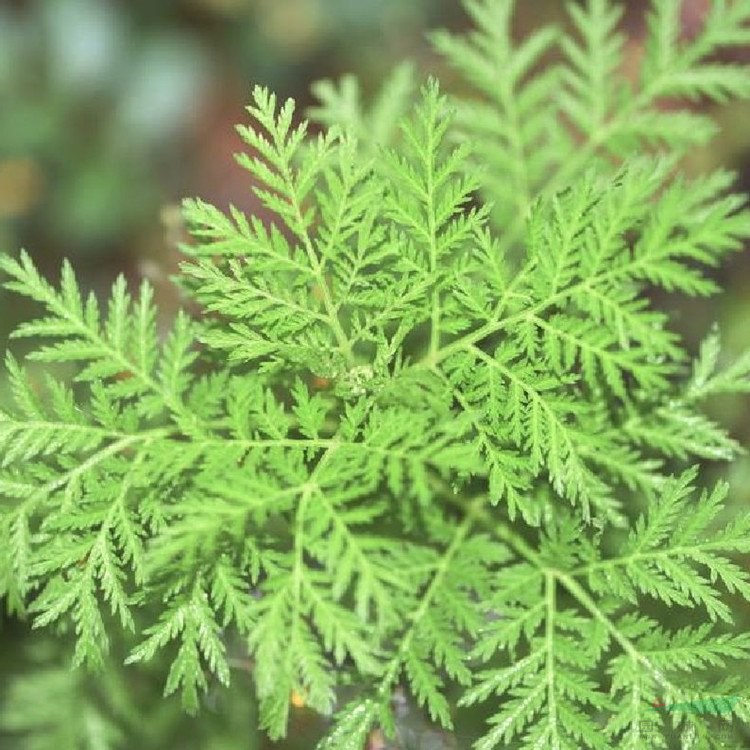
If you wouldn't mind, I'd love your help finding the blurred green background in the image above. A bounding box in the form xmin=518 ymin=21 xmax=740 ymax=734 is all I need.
xmin=1 ymin=1 xmax=749 ymax=748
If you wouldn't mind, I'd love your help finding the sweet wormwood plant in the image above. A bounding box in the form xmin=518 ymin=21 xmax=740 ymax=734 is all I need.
xmin=2 ymin=1 xmax=750 ymax=749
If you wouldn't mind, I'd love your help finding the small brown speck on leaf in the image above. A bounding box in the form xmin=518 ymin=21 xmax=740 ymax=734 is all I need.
xmin=366 ymin=728 xmax=386 ymax=750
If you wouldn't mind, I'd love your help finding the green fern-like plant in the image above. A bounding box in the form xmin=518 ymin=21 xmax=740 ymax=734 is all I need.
xmin=3 ymin=1 xmax=750 ymax=749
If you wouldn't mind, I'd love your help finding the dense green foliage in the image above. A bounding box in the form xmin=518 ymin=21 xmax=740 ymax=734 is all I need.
xmin=2 ymin=1 xmax=750 ymax=748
